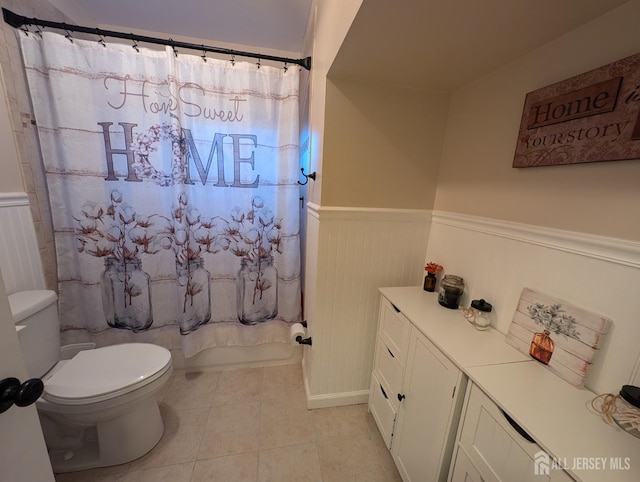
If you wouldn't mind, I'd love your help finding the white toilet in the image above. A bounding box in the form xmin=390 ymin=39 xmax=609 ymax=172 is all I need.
xmin=9 ymin=290 xmax=173 ymax=473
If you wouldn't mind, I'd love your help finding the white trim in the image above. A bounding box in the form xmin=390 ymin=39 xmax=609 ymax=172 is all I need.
xmin=302 ymin=353 xmax=370 ymax=409
xmin=306 ymin=389 xmax=370 ymax=410
xmin=0 ymin=192 xmax=29 ymax=207
xmin=432 ymin=211 xmax=640 ymax=269
xmin=307 ymin=203 xmax=430 ymax=222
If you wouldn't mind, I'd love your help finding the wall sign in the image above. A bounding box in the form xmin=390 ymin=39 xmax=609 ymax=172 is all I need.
xmin=506 ymin=288 xmax=611 ymax=388
xmin=513 ymin=52 xmax=640 ymax=168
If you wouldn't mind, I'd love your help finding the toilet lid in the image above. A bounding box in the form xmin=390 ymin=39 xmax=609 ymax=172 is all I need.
xmin=44 ymin=343 xmax=171 ymax=403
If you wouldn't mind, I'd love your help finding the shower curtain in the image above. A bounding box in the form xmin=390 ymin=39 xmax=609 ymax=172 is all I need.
xmin=19 ymin=32 xmax=301 ymax=357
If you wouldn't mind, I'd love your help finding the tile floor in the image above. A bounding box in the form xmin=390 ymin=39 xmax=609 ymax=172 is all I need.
xmin=54 ymin=363 xmax=402 ymax=481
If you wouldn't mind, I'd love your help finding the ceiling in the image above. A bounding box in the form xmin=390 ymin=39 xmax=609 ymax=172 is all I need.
xmin=67 ymin=0 xmax=629 ymax=91
xmin=71 ymin=0 xmax=313 ymax=54
xmin=331 ymin=0 xmax=630 ymax=91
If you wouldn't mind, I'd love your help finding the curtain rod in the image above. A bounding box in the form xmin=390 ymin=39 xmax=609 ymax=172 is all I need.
xmin=2 ymin=8 xmax=311 ymax=70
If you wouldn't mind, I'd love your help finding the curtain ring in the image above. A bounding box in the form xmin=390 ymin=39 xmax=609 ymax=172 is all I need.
xmin=95 ymin=29 xmax=106 ymax=47
xmin=34 ymin=25 xmax=43 ymax=37
xmin=169 ymin=39 xmax=178 ymax=57
xmin=230 ymin=55 xmax=236 ymax=66
xmin=283 ymin=62 xmax=288 ymax=72
xmin=256 ymin=57 xmax=261 ymax=69
xmin=64 ymin=28 xmax=73 ymax=43
xmin=201 ymin=46 xmax=207 ymax=63
xmin=131 ymin=37 xmax=139 ymax=52
xmin=20 ymin=25 xmax=30 ymax=36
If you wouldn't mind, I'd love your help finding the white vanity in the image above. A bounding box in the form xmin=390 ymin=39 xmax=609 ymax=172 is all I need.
xmin=369 ymin=286 xmax=640 ymax=482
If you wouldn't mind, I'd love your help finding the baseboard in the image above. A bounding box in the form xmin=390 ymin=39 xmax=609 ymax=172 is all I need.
xmin=305 ymin=389 xmax=370 ymax=410
xmin=301 ymin=351 xmax=370 ymax=409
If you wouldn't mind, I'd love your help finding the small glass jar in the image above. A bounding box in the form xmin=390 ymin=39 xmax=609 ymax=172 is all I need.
xmin=438 ymin=275 xmax=464 ymax=309
xmin=470 ymin=299 xmax=492 ymax=330
xmin=612 ymin=385 xmax=640 ymax=439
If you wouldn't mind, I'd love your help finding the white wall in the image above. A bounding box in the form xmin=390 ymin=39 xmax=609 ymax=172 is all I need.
xmin=322 ymin=78 xmax=448 ymax=209
xmin=304 ymin=0 xmax=363 ymax=207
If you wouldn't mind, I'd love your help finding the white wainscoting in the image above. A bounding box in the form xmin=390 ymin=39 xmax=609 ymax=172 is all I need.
xmin=303 ymin=204 xmax=430 ymax=408
xmin=0 ymin=193 xmax=45 ymax=294
xmin=428 ymin=211 xmax=640 ymax=395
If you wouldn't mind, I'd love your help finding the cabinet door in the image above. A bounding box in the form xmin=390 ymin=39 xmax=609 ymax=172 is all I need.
xmin=393 ymin=328 xmax=466 ymax=482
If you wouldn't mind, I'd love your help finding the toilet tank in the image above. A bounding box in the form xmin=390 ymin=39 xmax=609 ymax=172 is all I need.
xmin=9 ymin=290 xmax=60 ymax=378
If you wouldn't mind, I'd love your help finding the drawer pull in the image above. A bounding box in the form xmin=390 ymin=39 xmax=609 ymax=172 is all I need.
xmin=380 ymin=384 xmax=389 ymax=399
xmin=387 ymin=347 xmax=395 ymax=358
xmin=501 ymin=409 xmax=535 ymax=443
xmin=398 ymin=393 xmax=406 ymax=402
xmin=391 ymin=303 xmax=401 ymax=313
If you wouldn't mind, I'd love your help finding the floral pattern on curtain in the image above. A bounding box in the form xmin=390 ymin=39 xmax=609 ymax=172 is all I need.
xmin=20 ymin=32 xmax=301 ymax=356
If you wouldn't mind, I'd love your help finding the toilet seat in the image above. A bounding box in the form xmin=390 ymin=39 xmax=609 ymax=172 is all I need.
xmin=43 ymin=343 xmax=172 ymax=405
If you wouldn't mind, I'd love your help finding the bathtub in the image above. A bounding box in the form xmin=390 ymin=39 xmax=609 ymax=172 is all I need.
xmin=170 ymin=342 xmax=302 ymax=371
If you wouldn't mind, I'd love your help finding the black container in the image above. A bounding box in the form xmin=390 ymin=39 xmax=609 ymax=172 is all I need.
xmin=437 ymin=275 xmax=464 ymax=309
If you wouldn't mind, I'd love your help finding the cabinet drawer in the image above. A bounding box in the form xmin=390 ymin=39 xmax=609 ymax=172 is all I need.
xmin=374 ymin=336 xmax=404 ymax=406
xmin=459 ymin=383 xmax=550 ymax=482
xmin=369 ymin=373 xmax=397 ymax=449
xmin=379 ymin=297 xmax=411 ymax=362
xmin=450 ymin=446 xmax=485 ymax=482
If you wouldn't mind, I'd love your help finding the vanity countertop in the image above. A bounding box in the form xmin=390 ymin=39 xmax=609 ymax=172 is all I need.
xmin=379 ymin=286 xmax=529 ymax=368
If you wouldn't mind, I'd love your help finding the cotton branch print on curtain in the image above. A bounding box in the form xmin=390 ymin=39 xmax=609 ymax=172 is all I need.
xmin=20 ymin=32 xmax=301 ymax=356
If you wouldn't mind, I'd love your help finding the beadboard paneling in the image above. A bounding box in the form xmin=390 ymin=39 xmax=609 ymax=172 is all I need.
xmin=0 ymin=193 xmax=45 ymax=294
xmin=304 ymin=204 xmax=429 ymax=406
xmin=427 ymin=211 xmax=640 ymax=395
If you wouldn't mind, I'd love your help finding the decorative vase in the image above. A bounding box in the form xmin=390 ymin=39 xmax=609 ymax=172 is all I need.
xmin=176 ymin=257 xmax=211 ymax=335
xmin=530 ymin=330 xmax=555 ymax=365
xmin=101 ymin=258 xmax=152 ymax=332
xmin=236 ymin=255 xmax=278 ymax=325
xmin=423 ymin=272 xmax=437 ymax=292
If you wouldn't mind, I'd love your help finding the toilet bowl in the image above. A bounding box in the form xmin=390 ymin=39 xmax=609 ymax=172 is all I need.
xmin=9 ymin=290 xmax=173 ymax=473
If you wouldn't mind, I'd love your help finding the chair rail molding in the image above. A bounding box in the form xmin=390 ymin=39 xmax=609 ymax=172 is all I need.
xmin=431 ymin=211 xmax=640 ymax=269
xmin=0 ymin=192 xmax=30 ymax=207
